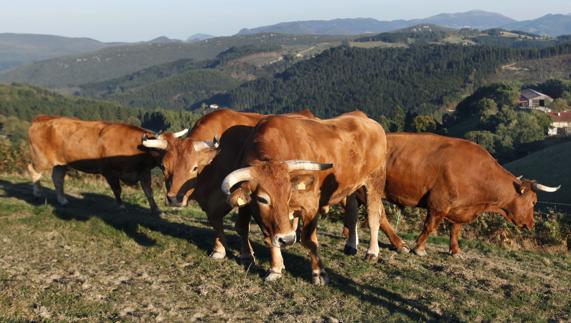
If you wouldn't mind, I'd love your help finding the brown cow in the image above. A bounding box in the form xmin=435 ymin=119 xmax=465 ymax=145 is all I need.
xmin=344 ymin=133 xmax=561 ymax=256
xmin=27 ymin=115 xmax=188 ymax=214
xmin=222 ymin=111 xmax=406 ymax=285
xmin=141 ymin=108 xmax=315 ymax=260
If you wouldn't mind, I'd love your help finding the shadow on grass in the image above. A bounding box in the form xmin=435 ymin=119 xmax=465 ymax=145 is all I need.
xmin=0 ymin=179 xmax=449 ymax=321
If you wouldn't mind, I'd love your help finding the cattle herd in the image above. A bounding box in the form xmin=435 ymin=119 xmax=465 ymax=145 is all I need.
xmin=27 ymin=109 xmax=560 ymax=285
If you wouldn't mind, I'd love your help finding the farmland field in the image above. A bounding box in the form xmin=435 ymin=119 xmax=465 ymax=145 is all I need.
xmin=0 ymin=174 xmax=569 ymax=321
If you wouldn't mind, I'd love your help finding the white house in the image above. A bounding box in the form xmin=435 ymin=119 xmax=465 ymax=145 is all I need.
xmin=548 ymin=111 xmax=571 ymax=136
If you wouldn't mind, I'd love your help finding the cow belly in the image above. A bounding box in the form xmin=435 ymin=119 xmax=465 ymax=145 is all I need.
xmin=119 ymin=172 xmax=141 ymax=186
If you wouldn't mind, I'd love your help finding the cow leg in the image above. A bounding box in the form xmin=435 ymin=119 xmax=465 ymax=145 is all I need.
xmin=51 ymin=166 xmax=69 ymax=206
xmin=103 ymin=175 xmax=125 ymax=211
xmin=449 ymin=223 xmax=462 ymax=256
xmin=364 ymin=192 xmax=382 ymax=260
xmin=378 ymin=205 xmax=409 ymax=253
xmin=413 ymin=210 xmax=445 ymax=256
xmin=207 ymin=209 xmax=227 ymax=259
xmin=343 ymin=194 xmax=359 ymax=256
xmin=300 ymin=215 xmax=328 ymax=285
xmin=28 ymin=164 xmax=43 ymax=197
xmin=235 ymin=207 xmax=256 ymax=266
xmin=265 ymin=243 xmax=285 ymax=282
xmin=139 ymin=171 xmax=161 ymax=216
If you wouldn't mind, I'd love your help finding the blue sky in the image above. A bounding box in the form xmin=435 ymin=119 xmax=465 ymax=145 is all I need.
xmin=1 ymin=0 xmax=570 ymax=42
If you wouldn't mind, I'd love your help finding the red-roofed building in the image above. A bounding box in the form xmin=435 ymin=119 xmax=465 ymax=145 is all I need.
xmin=548 ymin=111 xmax=571 ymax=136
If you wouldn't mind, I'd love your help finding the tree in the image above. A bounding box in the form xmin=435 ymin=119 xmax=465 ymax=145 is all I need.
xmin=465 ymin=131 xmax=497 ymax=154
xmin=410 ymin=115 xmax=439 ymax=133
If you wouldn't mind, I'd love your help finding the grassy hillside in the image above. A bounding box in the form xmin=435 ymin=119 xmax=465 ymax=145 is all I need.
xmin=0 ymin=33 xmax=111 ymax=71
xmin=0 ymin=174 xmax=569 ymax=321
xmin=0 ymin=34 xmax=348 ymax=88
xmin=505 ymin=140 xmax=571 ymax=205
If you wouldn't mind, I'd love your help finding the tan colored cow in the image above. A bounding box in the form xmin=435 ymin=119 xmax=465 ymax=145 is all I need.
xmin=28 ymin=115 xmax=187 ymax=214
xmin=222 ymin=111 xmax=404 ymax=284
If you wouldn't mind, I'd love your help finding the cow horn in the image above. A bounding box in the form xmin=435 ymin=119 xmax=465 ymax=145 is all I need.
xmin=193 ymin=139 xmax=218 ymax=152
xmin=142 ymin=138 xmax=168 ymax=150
xmin=285 ymin=160 xmax=333 ymax=172
xmin=516 ymin=175 xmax=523 ymax=180
xmin=221 ymin=167 xmax=253 ymax=195
xmin=173 ymin=128 xmax=189 ymax=138
xmin=532 ymin=183 xmax=561 ymax=193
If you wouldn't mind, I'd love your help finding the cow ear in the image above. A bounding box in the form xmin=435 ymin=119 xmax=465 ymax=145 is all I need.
xmin=514 ymin=181 xmax=527 ymax=195
xmin=291 ymin=173 xmax=316 ymax=192
xmin=197 ymin=145 xmax=220 ymax=167
xmin=227 ymin=183 xmax=252 ymax=207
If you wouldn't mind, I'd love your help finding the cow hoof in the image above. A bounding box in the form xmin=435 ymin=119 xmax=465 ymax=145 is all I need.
xmin=397 ymin=246 xmax=410 ymax=254
xmin=312 ymin=271 xmax=330 ymax=286
xmin=343 ymin=245 xmax=357 ymax=256
xmin=413 ymin=248 xmax=427 ymax=257
xmin=449 ymin=250 xmax=463 ymax=258
xmin=209 ymin=251 xmax=226 ymax=260
xmin=364 ymin=252 xmax=378 ymax=262
xmin=264 ymin=269 xmax=283 ymax=282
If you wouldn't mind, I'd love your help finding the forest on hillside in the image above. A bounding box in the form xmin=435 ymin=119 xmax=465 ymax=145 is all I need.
xmin=204 ymin=43 xmax=571 ymax=119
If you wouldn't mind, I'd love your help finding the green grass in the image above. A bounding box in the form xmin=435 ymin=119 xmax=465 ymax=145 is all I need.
xmin=0 ymin=174 xmax=569 ymax=321
xmin=506 ymin=140 xmax=571 ymax=205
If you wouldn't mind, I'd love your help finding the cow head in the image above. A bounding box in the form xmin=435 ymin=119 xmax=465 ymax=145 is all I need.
xmin=505 ymin=178 xmax=560 ymax=230
xmin=142 ymin=129 xmax=219 ymax=206
xmin=221 ymin=160 xmax=333 ymax=248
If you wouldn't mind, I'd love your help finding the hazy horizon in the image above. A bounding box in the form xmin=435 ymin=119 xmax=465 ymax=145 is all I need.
xmin=1 ymin=0 xmax=570 ymax=42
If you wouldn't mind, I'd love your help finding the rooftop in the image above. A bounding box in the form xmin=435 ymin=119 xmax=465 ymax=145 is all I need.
xmin=549 ymin=111 xmax=571 ymax=123
xmin=520 ymin=88 xmax=553 ymax=100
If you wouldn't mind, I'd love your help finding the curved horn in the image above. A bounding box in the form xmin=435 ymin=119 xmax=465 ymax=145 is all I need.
xmin=285 ymin=160 xmax=333 ymax=172
xmin=173 ymin=128 xmax=189 ymax=138
xmin=516 ymin=175 xmax=523 ymax=180
xmin=533 ymin=183 xmax=561 ymax=193
xmin=142 ymin=138 xmax=168 ymax=150
xmin=221 ymin=167 xmax=253 ymax=195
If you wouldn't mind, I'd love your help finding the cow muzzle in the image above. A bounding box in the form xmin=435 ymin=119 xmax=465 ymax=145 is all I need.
xmin=166 ymin=195 xmax=183 ymax=207
xmin=273 ymin=232 xmax=297 ymax=248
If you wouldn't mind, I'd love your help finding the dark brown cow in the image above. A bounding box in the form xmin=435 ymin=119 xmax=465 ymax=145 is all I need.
xmin=141 ymin=108 xmax=315 ymax=260
xmin=345 ymin=133 xmax=560 ymax=256
xmin=27 ymin=115 xmax=187 ymax=214
xmin=222 ymin=111 xmax=405 ymax=285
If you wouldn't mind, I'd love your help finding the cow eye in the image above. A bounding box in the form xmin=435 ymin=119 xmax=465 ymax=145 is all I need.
xmin=257 ymin=196 xmax=269 ymax=205
xmin=192 ymin=166 xmax=198 ymax=172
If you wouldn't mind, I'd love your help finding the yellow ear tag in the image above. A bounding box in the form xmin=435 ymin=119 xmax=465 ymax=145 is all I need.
xmin=237 ymin=197 xmax=247 ymax=206
xmin=296 ymin=182 xmax=306 ymax=190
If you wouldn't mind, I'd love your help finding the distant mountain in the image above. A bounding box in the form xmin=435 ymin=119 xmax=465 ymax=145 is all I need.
xmin=187 ymin=33 xmax=216 ymax=42
xmin=421 ymin=10 xmax=515 ymax=29
xmin=238 ymin=18 xmax=410 ymax=35
xmin=0 ymin=33 xmax=111 ymax=71
xmin=237 ymin=10 xmax=515 ymax=35
xmin=503 ymin=14 xmax=571 ymax=37
xmin=148 ymin=36 xmax=182 ymax=44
